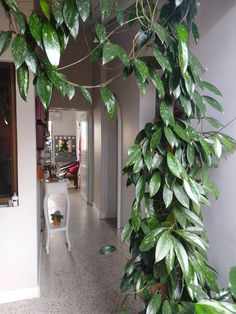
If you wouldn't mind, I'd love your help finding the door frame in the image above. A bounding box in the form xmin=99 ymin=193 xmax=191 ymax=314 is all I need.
xmin=100 ymin=100 xmax=122 ymax=229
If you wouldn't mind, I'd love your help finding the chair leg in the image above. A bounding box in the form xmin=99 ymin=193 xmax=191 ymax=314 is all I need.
xmin=66 ymin=230 xmax=71 ymax=251
xmin=46 ymin=231 xmax=50 ymax=254
xmin=73 ymin=175 xmax=77 ymax=188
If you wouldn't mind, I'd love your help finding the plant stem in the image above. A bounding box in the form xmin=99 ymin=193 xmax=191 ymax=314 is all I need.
xmin=58 ymin=17 xmax=143 ymax=71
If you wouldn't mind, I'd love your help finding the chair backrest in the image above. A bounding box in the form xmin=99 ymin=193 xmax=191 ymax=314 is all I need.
xmin=60 ymin=160 xmax=80 ymax=172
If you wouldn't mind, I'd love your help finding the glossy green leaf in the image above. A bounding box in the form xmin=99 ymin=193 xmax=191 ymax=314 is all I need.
xmin=214 ymin=136 xmax=222 ymax=159
xmin=175 ymin=0 xmax=184 ymax=7
xmin=135 ymin=70 xmax=148 ymax=96
xmin=176 ymin=24 xmax=188 ymax=43
xmin=126 ymin=145 xmax=141 ymax=167
xmin=100 ymin=0 xmax=113 ymax=21
xmin=176 ymin=230 xmax=207 ymax=252
xmin=163 ymin=300 xmax=172 ymax=314
xmin=114 ymin=3 xmax=125 ymax=25
xmin=131 ymin=203 xmax=141 ymax=232
xmin=121 ymin=221 xmax=133 ymax=243
xmin=167 ymin=152 xmax=185 ymax=179
xmin=152 ymin=46 xmax=172 ymax=72
xmin=180 ymin=95 xmax=192 ymax=117
xmin=146 ymin=294 xmax=162 ymax=314
xmin=13 ymin=11 xmax=26 ymax=34
xmin=65 ymin=83 xmax=75 ymax=100
xmin=203 ymin=96 xmax=223 ymax=113
xmin=76 ymin=0 xmax=91 ymax=22
xmin=173 ymin=237 xmax=189 ymax=277
xmin=174 ymin=207 xmax=187 ymax=228
xmin=174 ymin=183 xmax=189 ymax=208
xmin=42 ymin=22 xmax=60 ymax=67
xmin=117 ymin=46 xmax=129 ymax=66
xmin=187 ymin=144 xmax=195 ymax=166
xmin=25 ymin=51 xmax=37 ymax=74
xmin=192 ymin=22 xmax=199 ymax=44
xmin=99 ymin=245 xmax=116 ymax=255
xmin=194 ymin=91 xmax=206 ymax=114
xmin=152 ymin=22 xmax=167 ymax=43
xmin=134 ymin=59 xmax=149 ymax=82
xmin=95 ymin=22 xmax=106 ymax=43
xmin=52 ymin=0 xmax=64 ymax=25
xmin=163 ymin=184 xmax=173 ymax=208
xmin=155 ymin=230 xmax=172 ymax=263
xmin=160 ymin=101 xmax=174 ymax=126
xmin=200 ymin=138 xmax=211 ymax=166
xmin=40 ymin=0 xmax=50 ymax=19
xmin=178 ymin=40 xmax=188 ymax=74
xmin=183 ymin=208 xmax=204 ymax=227
xmin=100 ymin=86 xmax=116 ymax=119
xmin=28 ymin=12 xmax=43 ymax=47
xmin=136 ymin=174 xmax=145 ymax=203
xmin=202 ymin=81 xmax=222 ymax=96
xmin=196 ymin=300 xmax=235 ymax=314
xmin=149 ymin=172 xmax=161 ymax=198
xmin=184 ymin=71 xmax=195 ymax=97
xmin=63 ymin=0 xmax=79 ymax=39
xmin=150 ymin=128 xmax=163 ymax=150
xmin=140 ymin=227 xmax=167 ymax=252
xmin=218 ymin=134 xmax=234 ymax=153
xmin=103 ymin=43 xmax=117 ymax=64
xmin=80 ymin=86 xmax=92 ymax=103
xmin=0 ymin=31 xmax=12 ymax=56
xmin=12 ymin=35 xmax=27 ymax=69
xmin=164 ymin=127 xmax=178 ymax=148
xmin=17 ymin=63 xmax=29 ymax=101
xmin=229 ymin=266 xmax=236 ymax=300
xmin=166 ymin=245 xmax=175 ymax=274
xmin=205 ymin=117 xmax=223 ymax=129
xmin=36 ymin=75 xmax=53 ymax=109
xmin=4 ymin=0 xmax=18 ymax=12
xmin=149 ymin=68 xmax=165 ymax=98
xmin=183 ymin=179 xmax=200 ymax=205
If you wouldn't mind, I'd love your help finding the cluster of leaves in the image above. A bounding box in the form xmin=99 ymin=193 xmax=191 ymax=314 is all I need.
xmin=0 ymin=0 xmax=111 ymax=107
xmin=1 ymin=0 xmax=236 ymax=313
xmin=118 ymin=0 xmax=236 ymax=313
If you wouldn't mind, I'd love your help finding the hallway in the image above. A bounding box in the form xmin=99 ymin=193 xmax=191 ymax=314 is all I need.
xmin=0 ymin=190 xmax=140 ymax=314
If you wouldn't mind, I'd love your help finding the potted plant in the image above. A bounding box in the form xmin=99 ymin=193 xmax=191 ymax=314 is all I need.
xmin=2 ymin=0 xmax=236 ymax=312
xmin=51 ymin=210 xmax=64 ymax=227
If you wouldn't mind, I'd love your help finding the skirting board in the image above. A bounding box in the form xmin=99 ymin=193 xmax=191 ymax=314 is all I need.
xmin=0 ymin=285 xmax=40 ymax=305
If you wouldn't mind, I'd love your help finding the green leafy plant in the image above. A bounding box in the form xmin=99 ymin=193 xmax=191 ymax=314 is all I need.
xmin=1 ymin=0 xmax=236 ymax=312
xmin=51 ymin=210 xmax=64 ymax=220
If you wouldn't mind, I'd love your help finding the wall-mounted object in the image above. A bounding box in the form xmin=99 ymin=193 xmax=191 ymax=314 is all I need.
xmin=54 ymin=136 xmax=76 ymax=162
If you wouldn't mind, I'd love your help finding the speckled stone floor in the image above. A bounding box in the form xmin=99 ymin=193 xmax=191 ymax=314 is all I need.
xmin=0 ymin=189 xmax=142 ymax=314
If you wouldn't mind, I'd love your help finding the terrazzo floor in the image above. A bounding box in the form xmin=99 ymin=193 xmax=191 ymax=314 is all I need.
xmin=0 ymin=189 xmax=141 ymax=314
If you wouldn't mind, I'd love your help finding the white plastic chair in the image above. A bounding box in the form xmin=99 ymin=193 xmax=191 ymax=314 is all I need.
xmin=44 ymin=181 xmax=71 ymax=254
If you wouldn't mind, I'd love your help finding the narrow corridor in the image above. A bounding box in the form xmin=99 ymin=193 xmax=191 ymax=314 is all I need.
xmin=0 ymin=190 xmax=141 ymax=314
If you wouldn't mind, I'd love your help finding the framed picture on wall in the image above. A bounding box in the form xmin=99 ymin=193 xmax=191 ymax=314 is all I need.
xmin=54 ymin=136 xmax=76 ymax=162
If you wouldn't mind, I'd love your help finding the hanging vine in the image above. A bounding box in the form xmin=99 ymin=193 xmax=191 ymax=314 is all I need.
xmin=0 ymin=0 xmax=236 ymax=313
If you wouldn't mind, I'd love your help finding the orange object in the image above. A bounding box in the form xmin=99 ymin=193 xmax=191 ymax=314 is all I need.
xmin=37 ymin=164 xmax=44 ymax=180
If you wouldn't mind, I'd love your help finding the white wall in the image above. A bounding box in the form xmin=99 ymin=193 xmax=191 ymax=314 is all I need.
xmin=0 ymin=2 xmax=39 ymax=303
xmin=50 ymin=29 xmax=93 ymax=111
xmin=51 ymin=110 xmax=76 ymax=136
xmin=194 ymin=0 xmax=236 ymax=287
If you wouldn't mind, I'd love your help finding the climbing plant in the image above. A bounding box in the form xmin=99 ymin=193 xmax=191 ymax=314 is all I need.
xmin=0 ymin=0 xmax=236 ymax=313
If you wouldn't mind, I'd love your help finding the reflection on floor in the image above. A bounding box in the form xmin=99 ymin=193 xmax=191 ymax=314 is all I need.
xmin=0 ymin=189 xmax=141 ymax=314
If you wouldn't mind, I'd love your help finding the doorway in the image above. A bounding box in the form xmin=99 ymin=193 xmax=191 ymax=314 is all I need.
xmin=48 ymin=109 xmax=92 ymax=202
